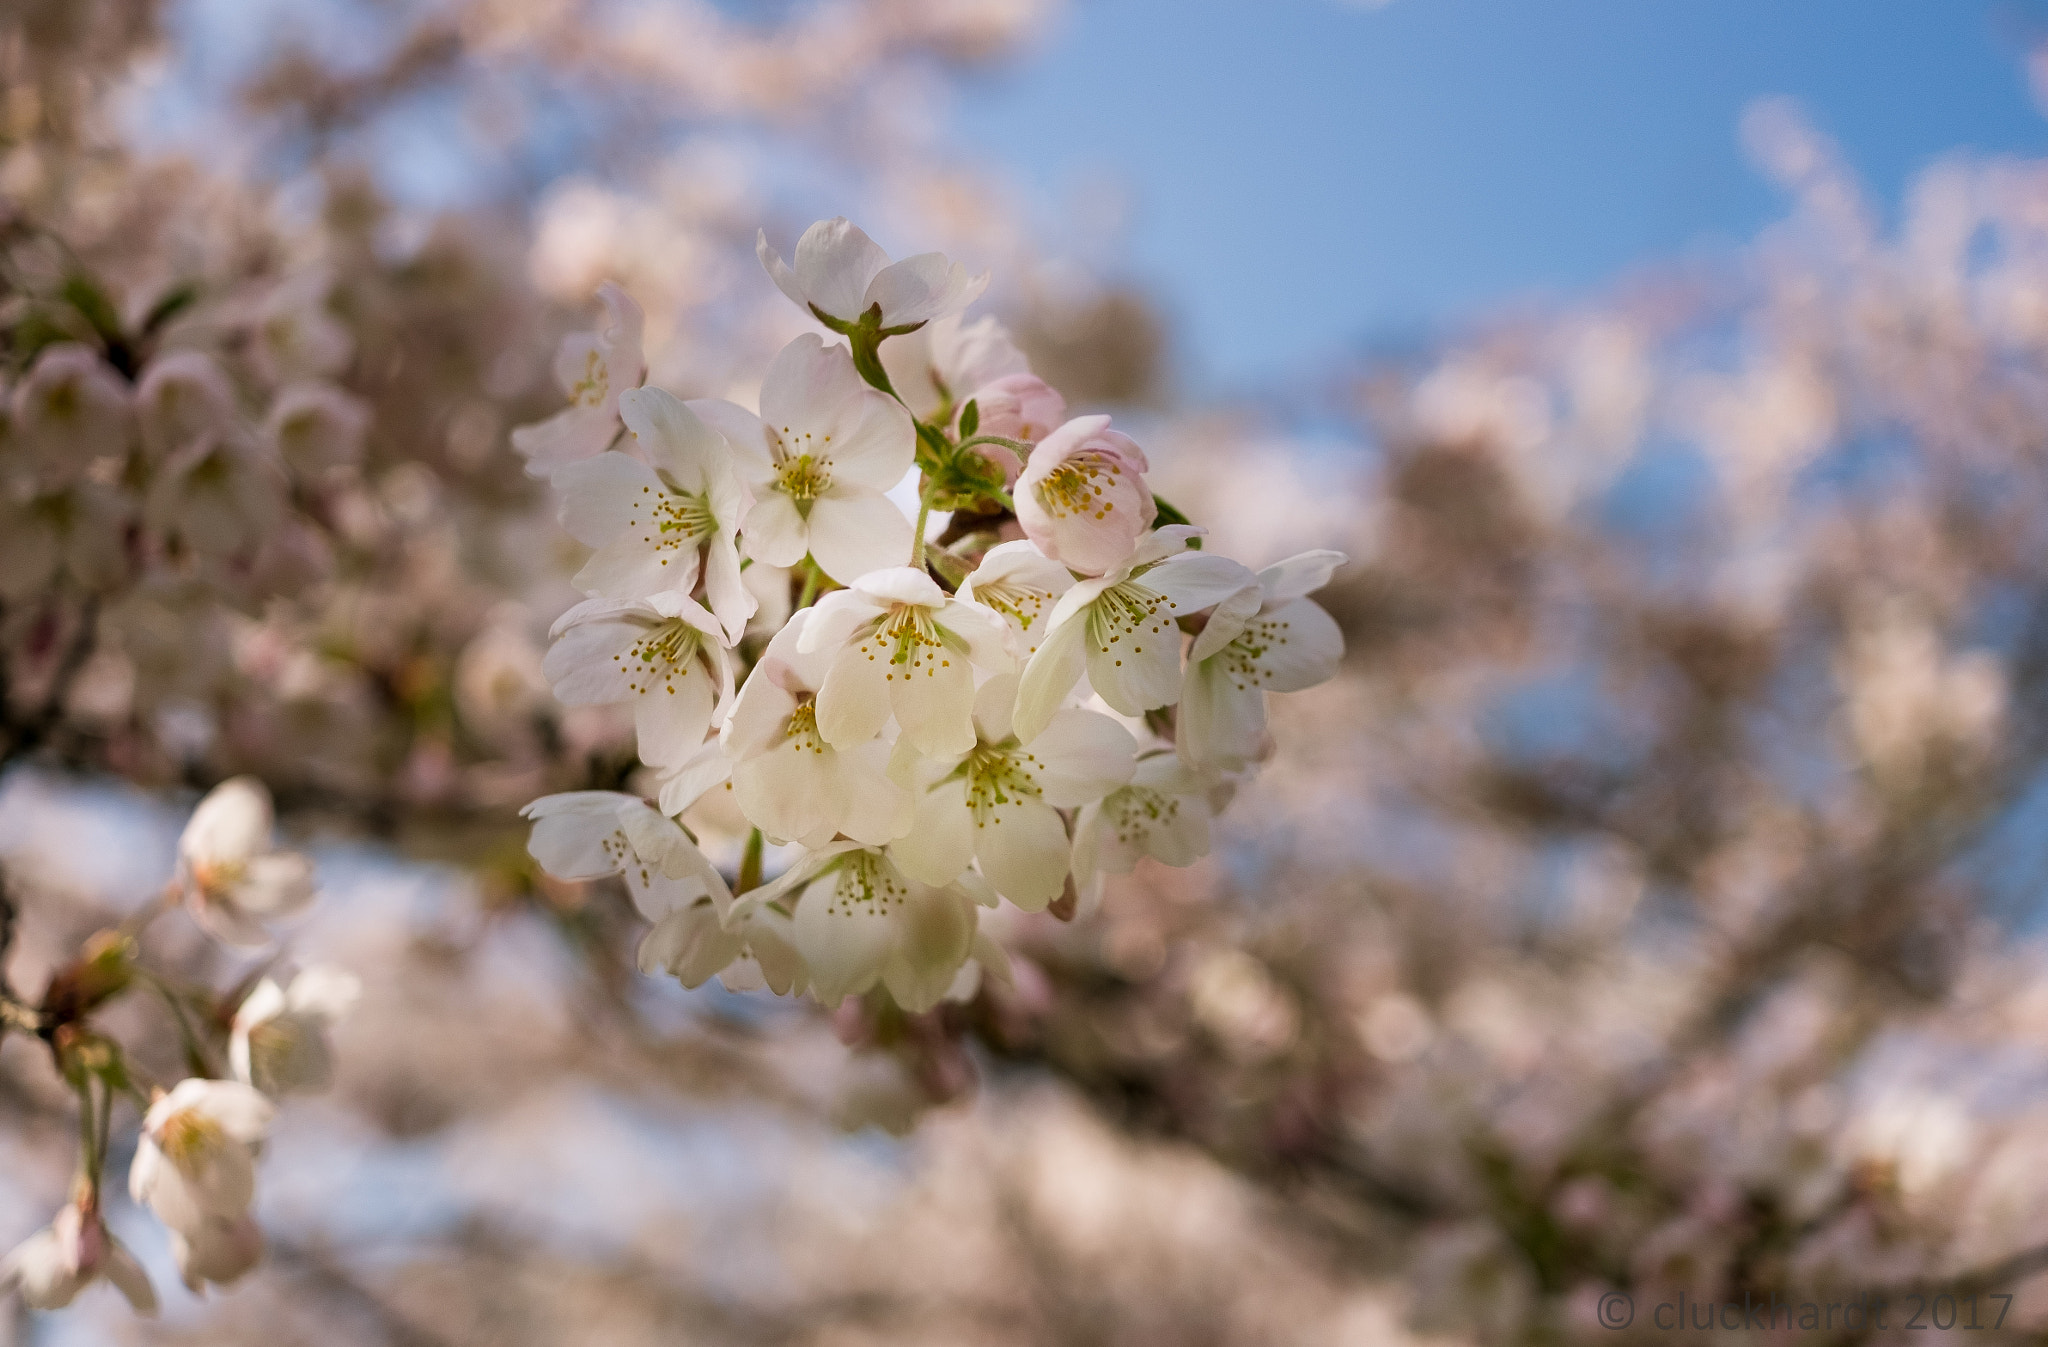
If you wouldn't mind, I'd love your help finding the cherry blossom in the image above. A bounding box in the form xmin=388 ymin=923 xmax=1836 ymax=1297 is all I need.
xmin=757 ymin=217 xmax=988 ymax=334
xmin=722 ymin=608 xmax=913 ymax=847
xmin=0 ymin=478 xmax=130 ymax=601
xmin=690 ymin=334 xmax=915 ymax=584
xmin=1179 ymin=549 xmax=1348 ymax=770
xmin=957 ymin=539 xmax=1075 ymax=658
xmin=0 ymin=1200 xmax=155 ymax=1314
xmin=542 ymin=591 xmax=735 ymax=770
xmin=1071 ymin=751 xmax=1217 ymax=882
xmin=881 ymin=312 xmax=1030 ymax=420
xmin=892 ymin=674 xmax=1137 ymax=911
xmin=554 ymin=386 xmax=753 ymax=641
xmin=796 ymin=566 xmax=1014 ymax=758
xmin=1015 ymin=414 xmax=1156 ymax=575
xmin=510 ymin=281 xmax=645 ymax=479
xmin=134 ymin=350 xmax=240 ymax=461
xmin=1015 ymin=527 xmax=1258 ymax=742
xmin=9 ymin=343 xmax=130 ymax=486
xmin=175 ymin=777 xmax=317 ymax=948
xmin=129 ymin=1079 xmax=275 ymax=1269
xmin=264 ymin=382 xmax=370 ymax=476
xmin=521 ymin=789 xmax=732 ymax=920
xmin=230 ymin=965 xmax=362 ymax=1097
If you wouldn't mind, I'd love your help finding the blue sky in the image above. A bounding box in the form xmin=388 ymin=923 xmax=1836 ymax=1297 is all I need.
xmin=952 ymin=0 xmax=2048 ymax=387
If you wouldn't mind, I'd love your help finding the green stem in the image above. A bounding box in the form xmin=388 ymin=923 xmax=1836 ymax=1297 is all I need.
xmin=796 ymin=559 xmax=823 ymax=611
xmin=954 ymin=434 xmax=1032 ymax=458
xmin=911 ymin=484 xmax=936 ymax=571
xmin=737 ymin=828 xmax=765 ymax=896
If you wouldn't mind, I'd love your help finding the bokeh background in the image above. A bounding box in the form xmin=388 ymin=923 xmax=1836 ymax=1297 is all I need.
xmin=10 ymin=1 xmax=2048 ymax=1342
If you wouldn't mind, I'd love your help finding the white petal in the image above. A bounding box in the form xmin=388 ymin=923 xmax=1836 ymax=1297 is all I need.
xmin=1177 ymin=658 xmax=1266 ymax=769
xmin=522 ymin=791 xmax=637 ymax=879
xmin=806 ymin=487 xmax=913 ymax=584
xmin=890 ymin=651 xmax=977 ymax=758
xmin=791 ymin=218 xmax=891 ymax=322
xmin=702 ymin=537 xmax=755 ymax=645
xmin=890 ymin=776 xmax=975 ymax=886
xmin=639 ymin=902 xmax=744 ymax=985
xmin=974 ymin=797 xmax=1072 ymax=912
xmin=790 ymin=866 xmax=896 ymax=1005
xmin=553 ymin=452 xmax=659 ymax=547
xmin=1145 ymin=551 xmax=1261 ymax=614
xmin=756 ymin=229 xmax=811 ymax=313
xmin=817 ymin=638 xmax=894 ymax=749
xmin=1246 ymin=596 xmax=1346 ymax=692
xmin=1084 ymin=629 xmax=1183 ymax=717
xmin=880 ymin=884 xmax=977 ymax=1012
xmin=1013 ymin=607 xmax=1091 ymax=744
xmin=632 ymin=657 xmax=719 ymax=767
xmin=740 ymin=490 xmax=810 ymax=568
xmin=181 ymin=778 xmax=273 ymax=867
xmin=866 ymin=253 xmax=990 ymax=329
xmin=1258 ymin=549 xmax=1349 ymax=604
xmin=619 ymin=386 xmax=722 ymax=494
xmin=685 ymin=398 xmax=776 ymax=479
xmin=1028 ymin=709 xmax=1138 ymax=806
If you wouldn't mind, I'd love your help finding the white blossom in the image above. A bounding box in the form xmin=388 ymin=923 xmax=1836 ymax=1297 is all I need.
xmin=0 ymin=1201 xmax=155 ymax=1314
xmin=1179 ymin=549 xmax=1348 ymax=770
xmin=510 ymin=281 xmax=645 ymax=479
xmin=1015 ymin=526 xmax=1258 ymax=742
xmin=230 ymin=966 xmax=361 ymax=1097
xmin=135 ymin=350 xmax=240 ymax=461
xmin=796 ymin=566 xmax=1014 ymax=758
xmin=542 ymin=591 xmax=734 ymax=770
xmin=691 ymin=334 xmax=915 ymax=584
xmin=9 ymin=343 xmax=130 ymax=486
xmin=129 ymin=1079 xmax=275 ymax=1249
xmin=957 ymin=539 xmax=1075 ymax=658
xmin=1071 ymin=751 xmax=1216 ymax=881
xmin=757 ymin=217 xmax=988 ymax=332
xmin=553 ymin=386 xmax=753 ymax=641
xmin=175 ymin=777 xmax=317 ymax=948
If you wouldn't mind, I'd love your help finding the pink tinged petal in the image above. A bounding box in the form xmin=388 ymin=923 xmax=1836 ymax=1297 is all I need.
xmin=511 ymin=406 xmax=616 ymax=479
xmin=820 ymin=391 xmax=916 ymax=489
xmin=639 ymin=902 xmax=744 ymax=984
xmin=791 ymin=218 xmax=892 ymax=322
xmin=1013 ymin=607 xmax=1091 ymax=744
xmin=554 ymin=453 xmax=659 ymax=546
xmin=1027 ymin=710 xmax=1138 ymax=805
xmin=890 ymin=652 xmax=977 ymax=758
xmin=892 ymin=776 xmax=975 ymax=886
xmin=973 ymin=797 xmax=1072 ymax=912
xmin=756 ymin=229 xmax=810 ymax=312
xmin=521 ymin=791 xmax=637 ymax=878
xmin=1259 ymin=549 xmax=1349 ymax=604
xmin=758 ymin=334 xmax=868 ymax=443
xmin=817 ymin=639 xmax=894 ymax=749
xmin=967 ymin=373 xmax=1066 ymax=449
xmin=805 ymin=488 xmax=914 ymax=585
xmin=1241 ymin=596 xmax=1346 ymax=692
xmin=865 ymin=253 xmax=989 ymax=329
xmin=880 ymin=885 xmax=978 ymax=1012
xmin=686 ymin=398 xmax=777 ymax=479
xmin=741 ymin=489 xmax=811 ymax=568
xmin=1086 ymin=632 xmax=1183 ymax=718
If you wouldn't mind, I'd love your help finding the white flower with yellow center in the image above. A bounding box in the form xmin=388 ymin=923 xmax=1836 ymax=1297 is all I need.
xmin=1179 ymin=549 xmax=1348 ymax=770
xmin=797 ymin=566 xmax=1015 ymax=759
xmin=510 ymin=281 xmax=645 ymax=479
xmin=175 ymin=777 xmax=317 ymax=949
xmin=757 ymin=217 xmax=988 ymax=334
xmin=722 ymin=608 xmax=913 ymax=848
xmin=522 ymin=789 xmax=732 ymax=919
xmin=129 ymin=1079 xmax=274 ymax=1242
xmin=1014 ymin=526 xmax=1258 ymax=742
xmin=691 ymin=334 xmax=915 ymax=585
xmin=542 ymin=591 xmax=734 ymax=770
xmin=230 ymin=966 xmax=361 ymax=1098
xmin=730 ymin=842 xmax=993 ymax=1011
xmin=892 ymin=673 xmax=1136 ymax=911
xmin=553 ymin=386 xmax=754 ymax=642
xmin=958 ymin=540 xmax=1076 ymax=658
xmin=1072 ymin=751 xmax=1217 ymax=882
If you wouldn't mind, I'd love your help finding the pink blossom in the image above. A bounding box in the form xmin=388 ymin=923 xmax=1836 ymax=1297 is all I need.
xmin=1014 ymin=414 xmax=1155 ymax=575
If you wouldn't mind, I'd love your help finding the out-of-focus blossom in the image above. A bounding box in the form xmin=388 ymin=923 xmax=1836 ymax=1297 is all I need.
xmin=166 ymin=1216 xmax=263 ymax=1297
xmin=263 ymin=382 xmax=370 ymax=476
xmin=247 ymin=269 xmax=352 ymax=383
xmin=796 ymin=565 xmax=1013 ymax=758
xmin=1016 ymin=527 xmax=1255 ymax=741
xmin=143 ymin=433 xmax=285 ymax=558
xmin=1179 ymin=549 xmax=1347 ymax=770
xmin=129 ymin=1079 xmax=275 ymax=1245
xmin=555 ymin=386 xmax=752 ymax=641
xmin=692 ymin=334 xmax=915 ymax=584
xmin=757 ymin=217 xmax=988 ymax=332
xmin=0 ymin=479 xmax=129 ymax=600
xmin=1015 ymin=414 xmax=1156 ymax=575
xmin=958 ymin=538 xmax=1076 ymax=657
xmin=881 ymin=312 xmax=1030 ymax=419
xmin=0 ymin=1200 xmax=155 ymax=1314
xmin=510 ymin=282 xmax=645 ymax=479
xmin=722 ymin=608 xmax=912 ymax=847
xmin=893 ymin=672 xmax=1135 ymax=910
xmin=135 ymin=351 xmax=240 ymax=461
xmin=10 ymin=343 xmax=129 ymax=485
xmin=174 ymin=776 xmax=316 ymax=947
xmin=542 ymin=591 xmax=734 ymax=770
xmin=230 ymin=965 xmax=361 ymax=1097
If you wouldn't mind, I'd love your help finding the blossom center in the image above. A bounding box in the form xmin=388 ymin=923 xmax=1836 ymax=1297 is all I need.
xmin=775 ymin=452 xmax=831 ymax=502
xmin=1104 ymin=784 xmax=1181 ymax=845
xmin=614 ymin=618 xmax=706 ymax=696
xmin=1214 ymin=612 xmax=1292 ymax=690
xmin=158 ymin=1110 xmax=225 ymax=1167
xmin=858 ymin=604 xmax=957 ymax=681
xmin=784 ymin=698 xmax=825 ymax=754
xmin=973 ymin=578 xmax=1051 ymax=636
xmin=1085 ymin=580 xmax=1176 ymax=661
xmin=628 ymin=481 xmax=718 ymax=562
xmin=1035 ymin=451 xmax=1124 ymax=521
xmin=570 ymin=350 xmax=608 ymax=408
xmin=820 ymin=851 xmax=909 ymax=917
xmin=961 ymin=741 xmax=1043 ymax=825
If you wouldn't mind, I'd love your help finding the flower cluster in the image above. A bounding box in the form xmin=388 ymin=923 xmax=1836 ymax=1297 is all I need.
xmin=516 ymin=219 xmax=1345 ymax=1018
xmin=0 ymin=779 xmax=356 ymax=1313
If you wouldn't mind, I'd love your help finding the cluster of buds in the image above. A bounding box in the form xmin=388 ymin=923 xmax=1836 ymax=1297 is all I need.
xmin=0 ymin=779 xmax=356 ymax=1313
xmin=517 ymin=220 xmax=1345 ymax=1022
